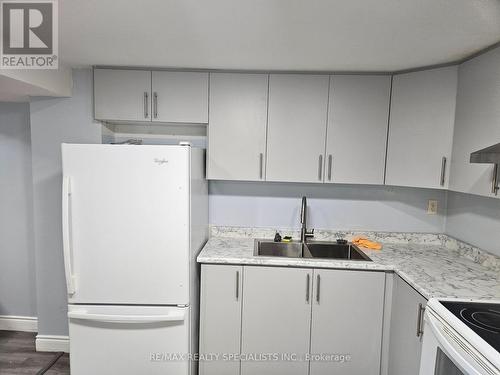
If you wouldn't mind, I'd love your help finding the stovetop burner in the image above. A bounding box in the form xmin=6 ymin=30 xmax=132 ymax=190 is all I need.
xmin=461 ymin=308 xmax=500 ymax=334
xmin=442 ymin=301 xmax=500 ymax=352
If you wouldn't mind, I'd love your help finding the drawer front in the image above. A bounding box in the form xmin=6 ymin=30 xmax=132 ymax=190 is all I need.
xmin=68 ymin=305 xmax=190 ymax=375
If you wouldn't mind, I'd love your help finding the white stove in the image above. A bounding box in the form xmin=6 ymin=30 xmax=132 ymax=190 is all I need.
xmin=419 ymin=298 xmax=500 ymax=375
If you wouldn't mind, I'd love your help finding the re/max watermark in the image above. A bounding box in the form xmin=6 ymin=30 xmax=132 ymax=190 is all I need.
xmin=150 ymin=352 xmax=352 ymax=363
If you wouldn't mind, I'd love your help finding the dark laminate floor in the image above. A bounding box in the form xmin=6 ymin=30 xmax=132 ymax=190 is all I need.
xmin=0 ymin=331 xmax=70 ymax=374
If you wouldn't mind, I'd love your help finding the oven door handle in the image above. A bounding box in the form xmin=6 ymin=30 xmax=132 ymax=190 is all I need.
xmin=426 ymin=314 xmax=485 ymax=375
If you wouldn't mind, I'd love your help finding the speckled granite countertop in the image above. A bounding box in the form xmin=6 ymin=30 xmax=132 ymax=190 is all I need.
xmin=197 ymin=226 xmax=500 ymax=300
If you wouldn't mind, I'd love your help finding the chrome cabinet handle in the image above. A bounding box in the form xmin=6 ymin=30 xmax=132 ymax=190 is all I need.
xmin=492 ymin=164 xmax=499 ymax=195
xmin=144 ymin=92 xmax=149 ymax=119
xmin=316 ymin=274 xmax=321 ymax=304
xmin=235 ymin=271 xmax=240 ymax=300
xmin=328 ymin=154 xmax=333 ymax=181
xmin=416 ymin=303 xmax=425 ymax=337
xmin=153 ymin=92 xmax=158 ymax=119
xmin=440 ymin=157 xmax=447 ymax=186
xmin=306 ymin=274 xmax=310 ymax=303
xmin=318 ymin=155 xmax=323 ymax=181
xmin=259 ymin=153 xmax=264 ymax=180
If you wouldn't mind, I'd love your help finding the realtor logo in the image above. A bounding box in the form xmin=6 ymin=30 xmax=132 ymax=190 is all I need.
xmin=0 ymin=0 xmax=58 ymax=69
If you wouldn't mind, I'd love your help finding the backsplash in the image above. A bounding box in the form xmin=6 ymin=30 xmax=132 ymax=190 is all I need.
xmin=209 ymin=181 xmax=447 ymax=233
xmin=210 ymin=225 xmax=500 ymax=272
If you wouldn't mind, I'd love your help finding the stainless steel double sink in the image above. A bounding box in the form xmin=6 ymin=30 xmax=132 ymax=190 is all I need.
xmin=254 ymin=239 xmax=372 ymax=261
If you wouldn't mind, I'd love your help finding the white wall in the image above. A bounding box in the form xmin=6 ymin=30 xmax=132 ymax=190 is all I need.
xmin=30 ymin=69 xmax=101 ymax=336
xmin=445 ymin=191 xmax=500 ymax=256
xmin=210 ymin=181 xmax=447 ymax=232
xmin=0 ymin=103 xmax=37 ymax=317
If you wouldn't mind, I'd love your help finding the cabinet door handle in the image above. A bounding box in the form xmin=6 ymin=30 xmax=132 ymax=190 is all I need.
xmin=259 ymin=153 xmax=264 ymax=180
xmin=318 ymin=155 xmax=323 ymax=181
xmin=328 ymin=154 xmax=333 ymax=181
xmin=492 ymin=164 xmax=499 ymax=195
xmin=144 ymin=92 xmax=149 ymax=119
xmin=416 ymin=303 xmax=425 ymax=337
xmin=235 ymin=271 xmax=240 ymax=301
xmin=440 ymin=157 xmax=447 ymax=186
xmin=306 ymin=274 xmax=310 ymax=303
xmin=316 ymin=274 xmax=321 ymax=304
xmin=153 ymin=92 xmax=158 ymax=119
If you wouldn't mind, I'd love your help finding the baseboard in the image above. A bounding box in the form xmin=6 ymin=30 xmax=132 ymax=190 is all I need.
xmin=0 ymin=315 xmax=38 ymax=332
xmin=36 ymin=335 xmax=70 ymax=353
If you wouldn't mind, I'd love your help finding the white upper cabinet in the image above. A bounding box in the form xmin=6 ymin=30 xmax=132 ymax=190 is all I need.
xmin=94 ymin=69 xmax=152 ymax=122
xmin=385 ymin=66 xmax=458 ymax=189
xmin=207 ymin=73 xmax=268 ymax=181
xmin=151 ymin=71 xmax=208 ymax=123
xmin=94 ymin=69 xmax=208 ymax=123
xmin=449 ymin=48 xmax=500 ymax=198
xmin=325 ymin=75 xmax=391 ymax=185
xmin=266 ymin=74 xmax=330 ymax=183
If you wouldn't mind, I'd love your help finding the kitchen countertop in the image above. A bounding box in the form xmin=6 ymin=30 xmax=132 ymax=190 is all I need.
xmin=197 ymin=227 xmax=500 ymax=300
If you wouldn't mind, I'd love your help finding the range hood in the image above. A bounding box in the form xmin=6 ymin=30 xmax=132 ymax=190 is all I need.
xmin=470 ymin=143 xmax=500 ymax=164
xmin=470 ymin=143 xmax=500 ymax=195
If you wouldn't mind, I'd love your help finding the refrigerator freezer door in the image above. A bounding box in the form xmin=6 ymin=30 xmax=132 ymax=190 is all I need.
xmin=62 ymin=144 xmax=191 ymax=305
xmin=68 ymin=305 xmax=190 ymax=375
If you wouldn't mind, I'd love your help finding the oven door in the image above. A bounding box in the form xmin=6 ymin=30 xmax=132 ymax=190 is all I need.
xmin=419 ymin=310 xmax=496 ymax=375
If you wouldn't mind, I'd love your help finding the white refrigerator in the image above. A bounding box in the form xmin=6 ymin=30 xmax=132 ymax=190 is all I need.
xmin=61 ymin=143 xmax=208 ymax=375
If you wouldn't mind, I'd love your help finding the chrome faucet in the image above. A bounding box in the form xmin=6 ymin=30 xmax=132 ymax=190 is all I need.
xmin=300 ymin=196 xmax=314 ymax=244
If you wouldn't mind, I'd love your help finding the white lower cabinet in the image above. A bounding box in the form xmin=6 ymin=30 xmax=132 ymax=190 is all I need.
xmin=240 ymin=266 xmax=313 ymax=375
xmin=309 ymin=269 xmax=386 ymax=375
xmin=388 ymin=275 xmax=427 ymax=375
xmin=199 ymin=265 xmax=243 ymax=375
xmin=199 ymin=264 xmax=387 ymax=375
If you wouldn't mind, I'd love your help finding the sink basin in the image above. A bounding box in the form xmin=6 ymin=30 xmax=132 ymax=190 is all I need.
xmin=254 ymin=240 xmax=371 ymax=261
xmin=304 ymin=242 xmax=371 ymax=261
xmin=254 ymin=240 xmax=304 ymax=258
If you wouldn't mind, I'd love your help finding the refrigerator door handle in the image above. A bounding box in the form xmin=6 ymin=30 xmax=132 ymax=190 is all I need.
xmin=62 ymin=176 xmax=76 ymax=295
xmin=68 ymin=310 xmax=186 ymax=324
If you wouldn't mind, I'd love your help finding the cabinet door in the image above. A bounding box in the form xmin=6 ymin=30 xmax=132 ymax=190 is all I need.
xmin=385 ymin=66 xmax=458 ymax=189
xmin=151 ymin=71 xmax=208 ymax=123
xmin=207 ymin=73 xmax=268 ymax=181
xmin=266 ymin=74 xmax=329 ymax=183
xmin=310 ymin=269 xmax=385 ymax=375
xmin=199 ymin=265 xmax=243 ymax=375
xmin=388 ymin=275 xmax=427 ymax=375
xmin=449 ymin=48 xmax=500 ymax=198
xmin=94 ymin=69 xmax=152 ymax=122
xmin=325 ymin=75 xmax=391 ymax=184
xmin=241 ymin=266 xmax=312 ymax=375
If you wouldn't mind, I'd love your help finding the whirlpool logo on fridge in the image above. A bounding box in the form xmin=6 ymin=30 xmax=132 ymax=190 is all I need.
xmin=0 ymin=0 xmax=58 ymax=69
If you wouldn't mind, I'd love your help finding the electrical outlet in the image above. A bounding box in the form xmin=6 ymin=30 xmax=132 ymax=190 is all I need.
xmin=427 ymin=200 xmax=438 ymax=215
